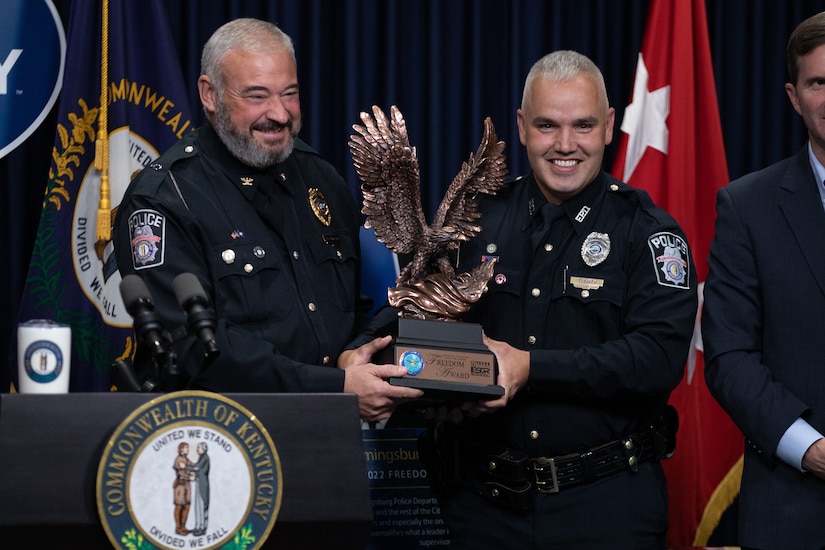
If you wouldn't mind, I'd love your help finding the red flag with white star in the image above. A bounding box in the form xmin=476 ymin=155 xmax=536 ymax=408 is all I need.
xmin=610 ymin=0 xmax=742 ymax=545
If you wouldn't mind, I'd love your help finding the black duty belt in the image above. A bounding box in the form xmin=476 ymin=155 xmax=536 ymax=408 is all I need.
xmin=457 ymin=410 xmax=676 ymax=510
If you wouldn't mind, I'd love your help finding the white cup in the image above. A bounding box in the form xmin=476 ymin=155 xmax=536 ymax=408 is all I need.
xmin=17 ymin=320 xmax=72 ymax=394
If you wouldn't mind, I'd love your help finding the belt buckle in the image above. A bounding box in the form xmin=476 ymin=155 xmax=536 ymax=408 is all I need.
xmin=530 ymin=457 xmax=559 ymax=494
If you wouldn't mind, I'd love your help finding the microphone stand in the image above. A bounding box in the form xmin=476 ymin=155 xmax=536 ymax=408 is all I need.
xmin=157 ymin=346 xmax=181 ymax=393
xmin=111 ymin=336 xmax=177 ymax=393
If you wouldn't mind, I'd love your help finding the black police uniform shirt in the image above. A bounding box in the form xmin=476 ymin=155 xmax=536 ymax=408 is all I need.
xmin=455 ymin=171 xmax=698 ymax=457
xmin=113 ymin=122 xmax=370 ymax=392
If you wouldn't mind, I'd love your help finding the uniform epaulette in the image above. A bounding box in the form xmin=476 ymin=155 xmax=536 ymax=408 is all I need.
xmin=505 ymin=174 xmax=527 ymax=186
xmin=293 ymin=138 xmax=320 ymax=156
xmin=128 ymin=134 xmax=200 ymax=197
xmin=604 ymin=173 xmax=649 ymax=205
xmin=497 ymin=174 xmax=527 ymax=193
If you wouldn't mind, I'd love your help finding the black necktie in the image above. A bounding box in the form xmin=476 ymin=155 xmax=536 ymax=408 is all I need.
xmin=531 ymin=202 xmax=564 ymax=252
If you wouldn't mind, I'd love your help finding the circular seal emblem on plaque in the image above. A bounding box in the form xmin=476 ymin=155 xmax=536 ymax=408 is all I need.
xmin=400 ymin=350 xmax=424 ymax=376
xmin=97 ymin=391 xmax=282 ymax=550
xmin=22 ymin=340 xmax=63 ymax=383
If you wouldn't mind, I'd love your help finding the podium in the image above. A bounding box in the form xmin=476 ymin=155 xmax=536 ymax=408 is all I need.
xmin=0 ymin=392 xmax=373 ymax=549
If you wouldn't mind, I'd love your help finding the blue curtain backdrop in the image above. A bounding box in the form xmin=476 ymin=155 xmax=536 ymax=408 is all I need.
xmin=1 ymin=0 xmax=820 ymax=385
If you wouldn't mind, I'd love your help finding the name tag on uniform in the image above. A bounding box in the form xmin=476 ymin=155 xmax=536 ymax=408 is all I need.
xmin=569 ymin=276 xmax=604 ymax=290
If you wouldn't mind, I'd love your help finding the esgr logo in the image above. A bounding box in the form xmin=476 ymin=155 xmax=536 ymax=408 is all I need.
xmin=0 ymin=0 xmax=65 ymax=158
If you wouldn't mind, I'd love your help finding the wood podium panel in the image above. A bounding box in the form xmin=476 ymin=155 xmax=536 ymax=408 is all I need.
xmin=0 ymin=392 xmax=372 ymax=549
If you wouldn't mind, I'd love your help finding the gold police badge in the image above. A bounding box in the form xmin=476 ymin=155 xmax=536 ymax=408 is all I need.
xmin=308 ymin=187 xmax=332 ymax=226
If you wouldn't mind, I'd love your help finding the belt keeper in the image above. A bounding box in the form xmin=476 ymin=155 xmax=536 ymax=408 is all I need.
xmin=622 ymin=437 xmax=640 ymax=473
xmin=652 ymin=421 xmax=668 ymax=459
xmin=579 ymin=450 xmax=596 ymax=482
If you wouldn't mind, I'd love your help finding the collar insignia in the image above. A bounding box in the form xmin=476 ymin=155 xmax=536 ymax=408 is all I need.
xmin=240 ymin=177 xmax=254 ymax=186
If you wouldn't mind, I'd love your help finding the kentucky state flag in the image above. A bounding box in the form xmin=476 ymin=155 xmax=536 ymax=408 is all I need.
xmin=13 ymin=0 xmax=194 ymax=392
xmin=610 ymin=0 xmax=742 ymax=546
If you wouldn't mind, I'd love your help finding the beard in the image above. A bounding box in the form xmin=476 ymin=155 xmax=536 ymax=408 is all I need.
xmin=212 ymin=99 xmax=301 ymax=169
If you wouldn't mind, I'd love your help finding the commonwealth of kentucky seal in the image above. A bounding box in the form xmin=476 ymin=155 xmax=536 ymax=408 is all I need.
xmin=21 ymin=340 xmax=64 ymax=383
xmin=97 ymin=391 xmax=282 ymax=550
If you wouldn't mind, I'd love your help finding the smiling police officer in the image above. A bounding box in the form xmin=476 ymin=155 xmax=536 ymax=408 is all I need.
xmin=113 ymin=18 xmax=421 ymax=421
xmin=419 ymin=50 xmax=697 ymax=550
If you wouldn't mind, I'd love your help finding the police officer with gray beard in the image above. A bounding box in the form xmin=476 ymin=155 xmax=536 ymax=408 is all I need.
xmin=113 ymin=18 xmax=421 ymax=421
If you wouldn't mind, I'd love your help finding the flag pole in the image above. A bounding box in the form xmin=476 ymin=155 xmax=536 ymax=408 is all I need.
xmin=95 ymin=0 xmax=110 ymax=259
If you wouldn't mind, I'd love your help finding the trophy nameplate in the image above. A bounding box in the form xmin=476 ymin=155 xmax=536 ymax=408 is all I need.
xmin=382 ymin=318 xmax=504 ymax=402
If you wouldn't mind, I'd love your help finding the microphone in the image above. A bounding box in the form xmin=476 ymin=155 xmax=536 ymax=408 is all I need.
xmin=120 ymin=274 xmax=167 ymax=358
xmin=173 ymin=273 xmax=220 ymax=363
xmin=118 ymin=274 xmax=174 ymax=392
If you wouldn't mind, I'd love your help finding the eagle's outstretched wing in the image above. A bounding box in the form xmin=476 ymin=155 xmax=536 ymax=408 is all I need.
xmin=348 ymin=105 xmax=427 ymax=255
xmin=431 ymin=117 xmax=507 ymax=243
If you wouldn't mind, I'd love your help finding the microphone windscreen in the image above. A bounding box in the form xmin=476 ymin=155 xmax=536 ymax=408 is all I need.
xmin=120 ymin=274 xmax=152 ymax=314
xmin=173 ymin=272 xmax=207 ymax=307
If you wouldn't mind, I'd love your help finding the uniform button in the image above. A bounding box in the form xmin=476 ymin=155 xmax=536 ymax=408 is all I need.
xmin=292 ymin=251 xmax=299 ymax=260
xmin=581 ymin=290 xmax=590 ymax=298
xmin=322 ymin=356 xmax=330 ymax=365
xmin=184 ymin=145 xmax=194 ymax=154
xmin=544 ymin=243 xmax=554 ymax=252
xmin=308 ymin=302 xmax=316 ymax=312
xmin=529 ymin=430 xmax=539 ymax=440
xmin=610 ymin=184 xmax=619 ymax=191
xmin=244 ymin=263 xmax=253 ymax=273
xmin=531 ymin=288 xmax=541 ymax=297
xmin=221 ymin=249 xmax=236 ymax=264
xmin=253 ymin=246 xmax=265 ymax=258
xmin=279 ymin=172 xmax=287 ymax=181
xmin=527 ymin=335 xmax=536 ymax=345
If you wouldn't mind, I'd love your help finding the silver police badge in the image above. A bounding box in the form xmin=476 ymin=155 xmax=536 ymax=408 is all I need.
xmin=581 ymin=232 xmax=611 ymax=267
xmin=97 ymin=391 xmax=282 ymax=549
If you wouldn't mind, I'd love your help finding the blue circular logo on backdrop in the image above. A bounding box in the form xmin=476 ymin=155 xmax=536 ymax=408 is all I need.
xmin=0 ymin=0 xmax=65 ymax=158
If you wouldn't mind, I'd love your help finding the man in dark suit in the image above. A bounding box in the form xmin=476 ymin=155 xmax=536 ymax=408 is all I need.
xmin=703 ymin=11 xmax=825 ymax=550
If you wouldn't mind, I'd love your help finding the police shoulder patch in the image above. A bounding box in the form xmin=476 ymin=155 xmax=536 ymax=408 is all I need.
xmin=129 ymin=209 xmax=166 ymax=270
xmin=647 ymin=231 xmax=690 ymax=289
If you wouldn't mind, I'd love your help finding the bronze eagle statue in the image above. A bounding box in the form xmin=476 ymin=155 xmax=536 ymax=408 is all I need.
xmin=348 ymin=105 xmax=507 ymax=320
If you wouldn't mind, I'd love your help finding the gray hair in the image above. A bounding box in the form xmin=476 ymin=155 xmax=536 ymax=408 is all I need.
xmin=521 ymin=50 xmax=609 ymax=110
xmin=201 ymin=18 xmax=295 ymax=96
